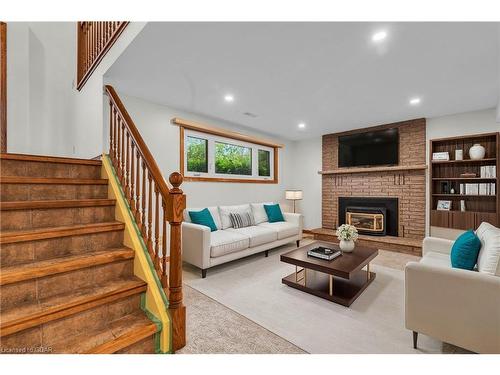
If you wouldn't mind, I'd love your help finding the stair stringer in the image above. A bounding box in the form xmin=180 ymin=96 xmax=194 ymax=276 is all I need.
xmin=101 ymin=154 xmax=173 ymax=354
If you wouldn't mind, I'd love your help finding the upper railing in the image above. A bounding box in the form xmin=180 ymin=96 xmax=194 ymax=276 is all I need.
xmin=104 ymin=85 xmax=186 ymax=351
xmin=76 ymin=22 xmax=128 ymax=90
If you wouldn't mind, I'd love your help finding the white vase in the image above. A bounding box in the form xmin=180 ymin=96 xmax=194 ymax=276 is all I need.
xmin=469 ymin=144 xmax=485 ymax=160
xmin=339 ymin=239 xmax=355 ymax=252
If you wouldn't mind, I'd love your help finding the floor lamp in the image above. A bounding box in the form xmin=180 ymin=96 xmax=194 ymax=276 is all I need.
xmin=285 ymin=190 xmax=303 ymax=213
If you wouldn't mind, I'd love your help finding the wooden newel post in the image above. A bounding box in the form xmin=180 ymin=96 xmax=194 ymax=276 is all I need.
xmin=166 ymin=172 xmax=186 ymax=351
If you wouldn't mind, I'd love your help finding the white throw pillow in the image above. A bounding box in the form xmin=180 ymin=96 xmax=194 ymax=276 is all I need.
xmin=251 ymin=202 xmax=274 ymax=224
xmin=184 ymin=206 xmax=222 ymax=230
xmin=219 ymin=204 xmax=252 ymax=229
xmin=476 ymin=222 xmax=500 ymax=276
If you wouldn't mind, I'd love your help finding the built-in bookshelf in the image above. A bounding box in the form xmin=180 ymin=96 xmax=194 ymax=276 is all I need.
xmin=429 ymin=132 xmax=499 ymax=230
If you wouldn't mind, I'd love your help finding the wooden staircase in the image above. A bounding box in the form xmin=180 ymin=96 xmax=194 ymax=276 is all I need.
xmin=0 ymin=153 xmax=159 ymax=354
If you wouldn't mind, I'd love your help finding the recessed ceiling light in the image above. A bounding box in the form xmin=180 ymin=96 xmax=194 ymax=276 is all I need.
xmin=409 ymin=97 xmax=421 ymax=105
xmin=224 ymin=94 xmax=234 ymax=103
xmin=298 ymin=123 xmax=306 ymax=129
xmin=372 ymin=31 xmax=387 ymax=42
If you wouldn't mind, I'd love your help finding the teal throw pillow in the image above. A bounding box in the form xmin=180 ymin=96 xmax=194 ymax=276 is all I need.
xmin=450 ymin=230 xmax=481 ymax=270
xmin=189 ymin=208 xmax=217 ymax=232
xmin=264 ymin=204 xmax=284 ymax=223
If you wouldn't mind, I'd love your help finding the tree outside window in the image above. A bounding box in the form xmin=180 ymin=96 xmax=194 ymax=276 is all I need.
xmin=215 ymin=142 xmax=252 ymax=175
xmin=258 ymin=149 xmax=271 ymax=176
xmin=186 ymin=136 xmax=208 ymax=173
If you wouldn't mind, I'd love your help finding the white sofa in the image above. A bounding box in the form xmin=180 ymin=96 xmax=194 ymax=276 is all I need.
xmin=405 ymin=222 xmax=500 ymax=353
xmin=182 ymin=203 xmax=303 ymax=278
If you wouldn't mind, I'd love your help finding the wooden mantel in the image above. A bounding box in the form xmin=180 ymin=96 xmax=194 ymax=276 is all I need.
xmin=318 ymin=164 xmax=427 ymax=175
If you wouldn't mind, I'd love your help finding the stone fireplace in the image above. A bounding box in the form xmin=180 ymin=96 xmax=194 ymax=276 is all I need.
xmin=339 ymin=197 xmax=399 ymax=236
xmin=314 ymin=118 xmax=426 ymax=255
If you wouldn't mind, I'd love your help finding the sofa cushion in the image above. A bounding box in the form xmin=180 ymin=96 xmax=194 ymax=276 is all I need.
xmin=476 ymin=222 xmax=500 ymax=276
xmin=251 ymin=202 xmax=273 ymax=224
xmin=210 ymin=230 xmax=250 ymax=258
xmin=219 ymin=204 xmax=252 ymax=229
xmin=264 ymin=203 xmax=285 ymax=223
xmin=189 ymin=208 xmax=218 ymax=232
xmin=184 ymin=206 xmax=222 ymax=230
xmin=258 ymin=221 xmax=299 ymax=240
xmin=229 ymin=211 xmax=255 ymax=229
xmin=227 ymin=225 xmax=278 ymax=247
xmin=450 ymin=230 xmax=481 ymax=270
xmin=420 ymin=251 xmax=452 ymax=268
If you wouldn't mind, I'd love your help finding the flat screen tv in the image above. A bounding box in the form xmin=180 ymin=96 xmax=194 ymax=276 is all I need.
xmin=338 ymin=128 xmax=399 ymax=168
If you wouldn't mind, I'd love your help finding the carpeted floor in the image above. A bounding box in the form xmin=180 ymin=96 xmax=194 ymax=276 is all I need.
xmin=181 ymin=239 xmax=470 ymax=354
xmin=178 ymin=284 xmax=305 ymax=354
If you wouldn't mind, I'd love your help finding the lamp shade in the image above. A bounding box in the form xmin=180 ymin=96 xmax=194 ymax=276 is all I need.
xmin=285 ymin=190 xmax=303 ymax=200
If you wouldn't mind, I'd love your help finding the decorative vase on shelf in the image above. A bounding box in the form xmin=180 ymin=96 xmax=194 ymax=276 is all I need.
xmin=469 ymin=144 xmax=485 ymax=160
xmin=339 ymin=240 xmax=355 ymax=252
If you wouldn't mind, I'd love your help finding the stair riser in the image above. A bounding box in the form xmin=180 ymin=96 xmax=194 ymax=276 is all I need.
xmin=1 ymin=206 xmax=115 ymax=231
xmin=1 ymin=184 xmax=108 ymax=202
xmin=0 ymin=294 xmax=142 ymax=354
xmin=116 ymin=336 xmax=156 ymax=354
xmin=0 ymin=160 xmax=101 ymax=179
xmin=1 ymin=230 xmax=124 ymax=267
xmin=1 ymin=259 xmax=134 ymax=310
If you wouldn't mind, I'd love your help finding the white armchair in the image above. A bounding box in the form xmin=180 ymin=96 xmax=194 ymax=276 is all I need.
xmin=405 ymin=237 xmax=500 ymax=353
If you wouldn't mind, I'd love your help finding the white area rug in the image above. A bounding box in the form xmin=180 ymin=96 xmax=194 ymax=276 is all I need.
xmin=185 ymin=245 xmax=448 ymax=354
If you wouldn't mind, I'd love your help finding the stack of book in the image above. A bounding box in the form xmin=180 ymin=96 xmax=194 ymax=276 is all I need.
xmin=307 ymin=246 xmax=342 ymax=261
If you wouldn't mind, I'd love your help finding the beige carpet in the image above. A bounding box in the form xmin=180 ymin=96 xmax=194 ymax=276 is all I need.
xmin=184 ymin=240 xmax=469 ymax=354
xmin=178 ymin=284 xmax=305 ymax=354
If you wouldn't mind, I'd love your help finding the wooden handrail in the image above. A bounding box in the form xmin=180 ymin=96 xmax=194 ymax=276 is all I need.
xmin=76 ymin=22 xmax=128 ymax=90
xmin=105 ymin=86 xmax=171 ymax=201
xmin=104 ymin=85 xmax=186 ymax=351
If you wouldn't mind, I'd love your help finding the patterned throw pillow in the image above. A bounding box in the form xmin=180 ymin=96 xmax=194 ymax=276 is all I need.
xmin=229 ymin=212 xmax=255 ymax=229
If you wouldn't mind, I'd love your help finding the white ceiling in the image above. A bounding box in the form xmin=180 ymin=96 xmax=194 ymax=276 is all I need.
xmin=106 ymin=22 xmax=499 ymax=141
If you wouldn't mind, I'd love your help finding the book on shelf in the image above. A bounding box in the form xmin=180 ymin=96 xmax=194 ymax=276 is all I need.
xmin=459 ymin=183 xmax=496 ymax=195
xmin=307 ymin=246 xmax=342 ymax=261
xmin=480 ymin=165 xmax=496 ymax=178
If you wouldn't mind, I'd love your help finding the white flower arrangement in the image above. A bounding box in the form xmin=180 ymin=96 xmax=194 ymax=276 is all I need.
xmin=336 ymin=224 xmax=359 ymax=242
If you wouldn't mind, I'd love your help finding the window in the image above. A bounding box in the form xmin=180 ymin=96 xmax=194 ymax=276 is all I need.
xmin=258 ymin=149 xmax=271 ymax=177
xmin=176 ymin=118 xmax=281 ymax=183
xmin=215 ymin=142 xmax=252 ymax=175
xmin=186 ymin=136 xmax=208 ymax=173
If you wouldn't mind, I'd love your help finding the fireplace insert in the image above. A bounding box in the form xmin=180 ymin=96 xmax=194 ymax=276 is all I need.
xmin=338 ymin=197 xmax=398 ymax=237
xmin=346 ymin=206 xmax=386 ymax=235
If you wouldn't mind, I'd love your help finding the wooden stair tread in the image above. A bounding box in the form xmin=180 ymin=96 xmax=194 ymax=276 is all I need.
xmin=0 ymin=176 xmax=108 ymax=185
xmin=0 ymin=277 xmax=147 ymax=337
xmin=57 ymin=312 xmax=158 ymax=354
xmin=0 ymin=153 xmax=102 ymax=166
xmin=0 ymin=247 xmax=134 ymax=285
xmin=0 ymin=221 xmax=125 ymax=244
xmin=0 ymin=199 xmax=116 ymax=211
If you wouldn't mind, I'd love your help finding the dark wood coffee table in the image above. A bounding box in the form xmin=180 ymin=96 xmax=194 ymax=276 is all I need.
xmin=280 ymin=240 xmax=378 ymax=307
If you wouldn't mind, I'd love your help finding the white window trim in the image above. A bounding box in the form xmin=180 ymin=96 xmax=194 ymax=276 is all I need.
xmin=183 ymin=129 xmax=275 ymax=182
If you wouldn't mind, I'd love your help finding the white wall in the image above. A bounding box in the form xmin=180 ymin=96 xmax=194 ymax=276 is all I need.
xmin=292 ymin=137 xmax=322 ymax=229
xmin=497 ymin=25 xmax=500 ymax=122
xmin=426 ymin=108 xmax=499 ymax=140
xmin=6 ymin=22 xmax=146 ymax=158
xmin=115 ymin=92 xmax=299 ymax=212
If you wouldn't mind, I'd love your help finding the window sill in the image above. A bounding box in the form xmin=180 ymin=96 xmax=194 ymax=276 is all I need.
xmin=184 ymin=176 xmax=278 ymax=184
